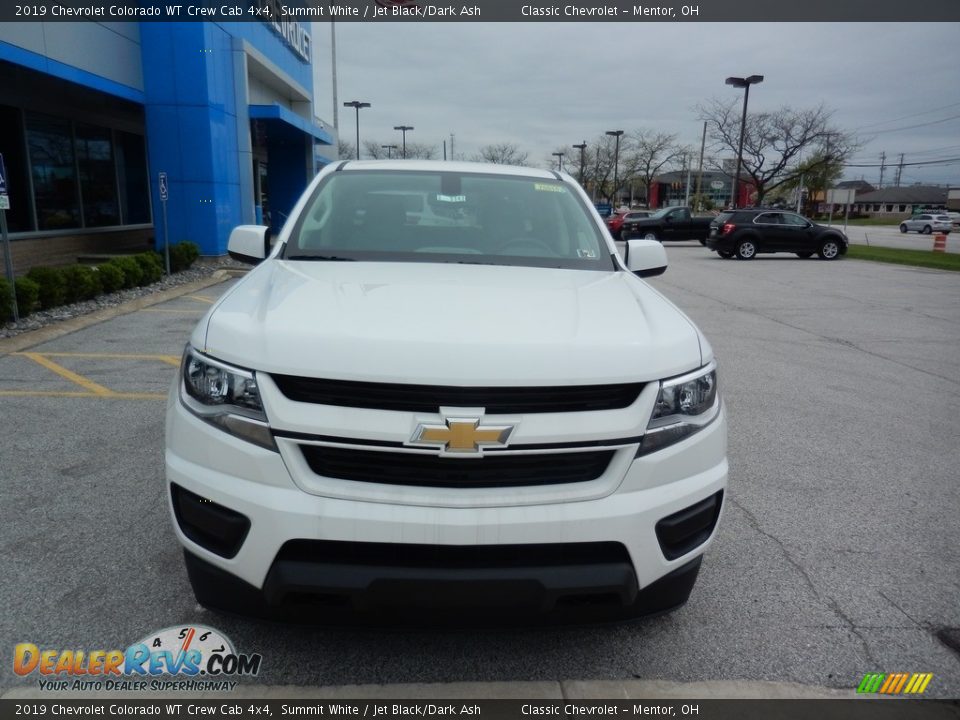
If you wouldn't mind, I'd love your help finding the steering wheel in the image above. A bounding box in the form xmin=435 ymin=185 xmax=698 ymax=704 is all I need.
xmin=497 ymin=237 xmax=557 ymax=256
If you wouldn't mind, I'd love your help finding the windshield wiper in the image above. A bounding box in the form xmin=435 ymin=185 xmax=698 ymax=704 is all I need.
xmin=284 ymin=255 xmax=357 ymax=261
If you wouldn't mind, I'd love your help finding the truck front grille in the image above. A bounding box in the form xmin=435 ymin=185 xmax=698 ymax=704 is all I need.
xmin=271 ymin=375 xmax=644 ymax=414
xmin=299 ymin=446 xmax=615 ymax=488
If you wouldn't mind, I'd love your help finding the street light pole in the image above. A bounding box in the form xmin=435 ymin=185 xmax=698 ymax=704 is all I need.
xmin=394 ymin=125 xmax=414 ymax=158
xmin=725 ymin=75 xmax=763 ymax=209
xmin=381 ymin=144 xmax=397 ymax=159
xmin=552 ymin=152 xmax=564 ymax=172
xmin=605 ymin=130 xmax=624 ymax=208
xmin=572 ymin=141 xmax=587 ymax=186
xmin=343 ymin=100 xmax=370 ymax=160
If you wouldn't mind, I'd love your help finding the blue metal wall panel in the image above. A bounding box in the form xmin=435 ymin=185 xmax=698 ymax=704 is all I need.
xmin=0 ymin=41 xmax=144 ymax=103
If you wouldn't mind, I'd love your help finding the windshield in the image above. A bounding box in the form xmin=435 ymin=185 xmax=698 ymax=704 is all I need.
xmin=284 ymin=170 xmax=615 ymax=271
xmin=650 ymin=207 xmax=675 ymax=219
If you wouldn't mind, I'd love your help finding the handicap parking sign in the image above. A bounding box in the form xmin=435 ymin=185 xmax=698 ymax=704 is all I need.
xmin=158 ymin=171 xmax=168 ymax=202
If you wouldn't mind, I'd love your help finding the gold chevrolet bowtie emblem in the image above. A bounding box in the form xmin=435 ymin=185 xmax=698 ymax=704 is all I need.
xmin=411 ymin=417 xmax=514 ymax=454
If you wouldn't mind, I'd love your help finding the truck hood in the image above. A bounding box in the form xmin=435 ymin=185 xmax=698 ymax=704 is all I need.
xmin=199 ymin=261 xmax=703 ymax=385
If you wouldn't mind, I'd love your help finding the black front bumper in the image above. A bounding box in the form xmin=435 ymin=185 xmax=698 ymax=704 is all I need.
xmin=183 ymin=543 xmax=703 ymax=626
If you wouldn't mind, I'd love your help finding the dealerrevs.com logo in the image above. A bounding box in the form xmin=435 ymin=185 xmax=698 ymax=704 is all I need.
xmin=14 ymin=625 xmax=262 ymax=692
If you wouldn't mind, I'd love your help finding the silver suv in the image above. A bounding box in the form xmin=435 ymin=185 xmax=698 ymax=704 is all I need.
xmin=900 ymin=214 xmax=952 ymax=235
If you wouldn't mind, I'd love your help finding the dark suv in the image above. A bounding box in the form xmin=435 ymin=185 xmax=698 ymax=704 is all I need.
xmin=706 ymin=209 xmax=848 ymax=260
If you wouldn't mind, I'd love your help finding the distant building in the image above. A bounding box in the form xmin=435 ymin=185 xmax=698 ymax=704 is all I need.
xmin=848 ymin=186 xmax=950 ymax=217
xmin=648 ymin=170 xmax=753 ymax=209
xmin=948 ymin=188 xmax=960 ymax=211
xmin=834 ymin=180 xmax=875 ymax=196
xmin=0 ymin=21 xmax=336 ymax=271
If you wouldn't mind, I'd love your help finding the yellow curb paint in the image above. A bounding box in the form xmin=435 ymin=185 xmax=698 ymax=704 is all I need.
xmin=188 ymin=295 xmax=216 ymax=303
xmin=18 ymin=352 xmax=115 ymax=396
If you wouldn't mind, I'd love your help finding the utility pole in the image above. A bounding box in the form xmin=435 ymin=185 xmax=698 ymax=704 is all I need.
xmin=878 ymin=151 xmax=887 ymax=188
xmin=895 ymin=153 xmax=905 ymax=187
xmin=694 ymin=121 xmax=707 ymax=211
xmin=450 ymin=134 xmax=455 ymax=161
xmin=683 ymin=153 xmax=692 ymax=207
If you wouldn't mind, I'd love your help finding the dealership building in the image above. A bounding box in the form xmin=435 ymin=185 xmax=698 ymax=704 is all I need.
xmin=0 ymin=20 xmax=335 ymax=270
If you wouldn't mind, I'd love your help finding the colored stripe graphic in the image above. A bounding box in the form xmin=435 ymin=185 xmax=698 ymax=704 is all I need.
xmin=858 ymin=672 xmax=932 ymax=694
xmin=909 ymin=673 xmax=933 ymax=694
xmin=857 ymin=673 xmax=885 ymax=694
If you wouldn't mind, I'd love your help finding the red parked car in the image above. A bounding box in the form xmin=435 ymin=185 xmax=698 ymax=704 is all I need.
xmin=607 ymin=210 xmax=651 ymax=236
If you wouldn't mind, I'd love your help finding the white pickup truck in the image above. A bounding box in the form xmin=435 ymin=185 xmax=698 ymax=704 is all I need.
xmin=165 ymin=160 xmax=728 ymax=623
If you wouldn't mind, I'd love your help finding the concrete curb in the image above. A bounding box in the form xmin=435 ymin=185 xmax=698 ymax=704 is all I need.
xmin=0 ymin=679 xmax=854 ymax=700
xmin=0 ymin=270 xmax=233 ymax=357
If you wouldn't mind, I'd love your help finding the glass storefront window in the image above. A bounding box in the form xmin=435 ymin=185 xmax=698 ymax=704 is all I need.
xmin=26 ymin=113 xmax=81 ymax=231
xmin=76 ymin=124 xmax=119 ymax=227
xmin=116 ymin=131 xmax=150 ymax=225
xmin=0 ymin=105 xmax=33 ymax=232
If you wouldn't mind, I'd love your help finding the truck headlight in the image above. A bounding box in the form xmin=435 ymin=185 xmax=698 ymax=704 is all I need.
xmin=179 ymin=345 xmax=275 ymax=450
xmin=638 ymin=361 xmax=720 ymax=456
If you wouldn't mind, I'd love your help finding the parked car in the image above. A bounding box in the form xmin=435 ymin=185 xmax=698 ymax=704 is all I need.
xmin=946 ymin=211 xmax=960 ymax=229
xmin=706 ymin=208 xmax=848 ymax=260
xmin=900 ymin=214 xmax=952 ymax=235
xmin=622 ymin=206 xmax=713 ymax=243
xmin=167 ymin=160 xmax=727 ymax=623
xmin=608 ymin=210 xmax=652 ymax=236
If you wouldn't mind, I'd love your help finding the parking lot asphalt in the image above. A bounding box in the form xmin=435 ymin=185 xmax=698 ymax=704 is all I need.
xmin=2 ymin=247 xmax=959 ymax=700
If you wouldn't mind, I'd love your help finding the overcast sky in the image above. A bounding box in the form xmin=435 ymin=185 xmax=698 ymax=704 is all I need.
xmin=311 ymin=23 xmax=960 ymax=187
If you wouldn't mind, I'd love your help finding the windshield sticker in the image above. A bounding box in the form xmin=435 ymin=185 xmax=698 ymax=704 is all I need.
xmin=435 ymin=194 xmax=466 ymax=203
xmin=533 ymin=183 xmax=565 ymax=193
xmin=577 ymin=248 xmax=598 ymax=259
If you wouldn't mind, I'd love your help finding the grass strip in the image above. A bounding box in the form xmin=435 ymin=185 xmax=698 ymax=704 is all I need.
xmin=847 ymin=244 xmax=960 ymax=272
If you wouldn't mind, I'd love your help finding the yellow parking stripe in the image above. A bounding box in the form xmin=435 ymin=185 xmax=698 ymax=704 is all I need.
xmin=18 ymin=352 xmax=115 ymax=396
xmin=23 ymin=352 xmax=181 ymax=367
xmin=0 ymin=390 xmax=165 ymax=400
xmin=188 ymin=295 xmax=215 ymax=303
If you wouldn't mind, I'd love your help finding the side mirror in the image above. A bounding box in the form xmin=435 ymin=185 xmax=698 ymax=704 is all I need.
xmin=626 ymin=239 xmax=667 ymax=277
xmin=228 ymin=225 xmax=271 ymax=265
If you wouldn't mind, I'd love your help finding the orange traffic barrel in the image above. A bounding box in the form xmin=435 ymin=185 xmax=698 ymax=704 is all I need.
xmin=933 ymin=233 xmax=947 ymax=253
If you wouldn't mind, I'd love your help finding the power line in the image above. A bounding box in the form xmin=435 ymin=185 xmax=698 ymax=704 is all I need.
xmin=864 ymin=113 xmax=960 ymax=136
xmin=853 ymin=101 xmax=960 ymax=131
xmin=842 ymin=156 xmax=960 ymax=168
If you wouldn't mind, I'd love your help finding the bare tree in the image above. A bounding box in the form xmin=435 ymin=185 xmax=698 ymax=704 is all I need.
xmin=472 ymin=143 xmax=529 ymax=166
xmin=338 ymin=138 xmax=355 ymax=160
xmin=362 ymin=140 xmax=439 ymax=160
xmin=404 ymin=142 xmax=439 ymax=160
xmin=697 ymin=99 xmax=857 ymax=204
xmin=577 ymin=135 xmax=621 ymax=204
xmin=629 ymin=131 xmax=685 ymax=205
xmin=362 ymin=141 xmax=392 ymax=159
